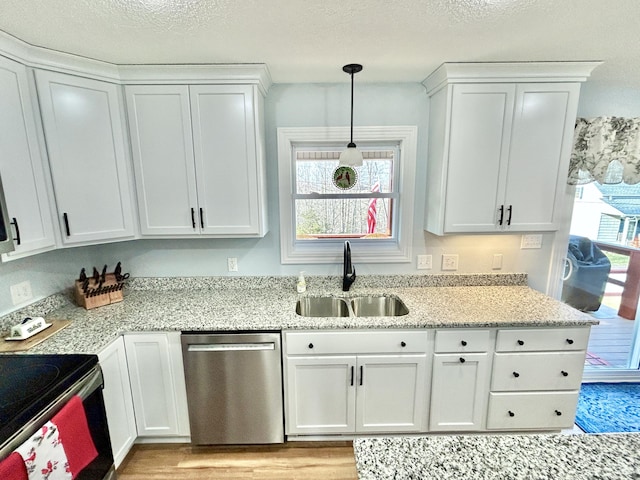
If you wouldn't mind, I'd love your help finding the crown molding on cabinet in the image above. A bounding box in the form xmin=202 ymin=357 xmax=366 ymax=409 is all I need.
xmin=0 ymin=30 xmax=272 ymax=94
xmin=422 ymin=61 xmax=603 ymax=95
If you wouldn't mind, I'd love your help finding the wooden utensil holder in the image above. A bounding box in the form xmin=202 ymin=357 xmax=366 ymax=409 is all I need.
xmin=74 ymin=272 xmax=125 ymax=310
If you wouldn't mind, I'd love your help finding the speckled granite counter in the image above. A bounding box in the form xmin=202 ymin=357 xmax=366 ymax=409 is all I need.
xmin=0 ymin=274 xmax=595 ymax=355
xmin=353 ymin=434 xmax=640 ymax=479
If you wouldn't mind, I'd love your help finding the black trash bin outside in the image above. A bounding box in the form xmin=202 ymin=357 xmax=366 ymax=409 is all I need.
xmin=561 ymin=235 xmax=612 ymax=312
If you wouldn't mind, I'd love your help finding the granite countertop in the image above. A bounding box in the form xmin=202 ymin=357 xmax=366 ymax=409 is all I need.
xmin=0 ymin=274 xmax=596 ymax=355
xmin=353 ymin=434 xmax=640 ymax=479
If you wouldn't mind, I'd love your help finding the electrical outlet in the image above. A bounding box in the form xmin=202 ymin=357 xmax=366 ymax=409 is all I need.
xmin=10 ymin=280 xmax=33 ymax=305
xmin=492 ymin=253 xmax=503 ymax=270
xmin=441 ymin=254 xmax=459 ymax=271
xmin=417 ymin=254 xmax=432 ymax=270
xmin=521 ymin=234 xmax=543 ymax=249
xmin=227 ymin=257 xmax=238 ymax=272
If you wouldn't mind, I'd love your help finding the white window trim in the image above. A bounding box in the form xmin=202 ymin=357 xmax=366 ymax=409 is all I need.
xmin=277 ymin=126 xmax=417 ymax=264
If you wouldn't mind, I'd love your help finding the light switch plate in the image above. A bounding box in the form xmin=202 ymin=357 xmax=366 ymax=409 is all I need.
xmin=10 ymin=280 xmax=33 ymax=305
xmin=442 ymin=254 xmax=459 ymax=271
xmin=227 ymin=257 xmax=238 ymax=272
xmin=521 ymin=234 xmax=543 ymax=249
xmin=492 ymin=253 xmax=503 ymax=270
xmin=417 ymin=254 xmax=432 ymax=270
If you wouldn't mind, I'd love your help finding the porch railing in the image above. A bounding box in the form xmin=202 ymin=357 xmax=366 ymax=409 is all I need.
xmin=594 ymin=241 xmax=640 ymax=320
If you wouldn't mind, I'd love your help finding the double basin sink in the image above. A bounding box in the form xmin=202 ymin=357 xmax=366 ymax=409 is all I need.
xmin=296 ymin=295 xmax=409 ymax=317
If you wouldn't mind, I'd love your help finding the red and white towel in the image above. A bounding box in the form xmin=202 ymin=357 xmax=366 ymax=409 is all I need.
xmin=3 ymin=395 xmax=98 ymax=480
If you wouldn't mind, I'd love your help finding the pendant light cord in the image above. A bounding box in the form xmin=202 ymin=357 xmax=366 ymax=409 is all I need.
xmin=349 ymin=70 xmax=354 ymax=146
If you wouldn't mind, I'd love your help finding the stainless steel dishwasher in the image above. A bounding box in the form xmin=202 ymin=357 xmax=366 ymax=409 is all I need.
xmin=181 ymin=332 xmax=284 ymax=445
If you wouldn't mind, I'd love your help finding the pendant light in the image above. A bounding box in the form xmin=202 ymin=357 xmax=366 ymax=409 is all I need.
xmin=339 ymin=63 xmax=363 ymax=167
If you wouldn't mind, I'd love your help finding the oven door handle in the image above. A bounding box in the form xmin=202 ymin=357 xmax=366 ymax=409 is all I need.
xmin=0 ymin=366 xmax=103 ymax=459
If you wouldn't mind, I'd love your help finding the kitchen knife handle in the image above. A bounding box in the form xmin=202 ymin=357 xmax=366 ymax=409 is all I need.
xmin=191 ymin=208 xmax=196 ymax=229
xmin=199 ymin=207 xmax=204 ymax=229
xmin=63 ymin=213 xmax=71 ymax=237
xmin=10 ymin=217 xmax=20 ymax=245
xmin=506 ymin=205 xmax=513 ymax=226
xmin=498 ymin=205 xmax=504 ymax=226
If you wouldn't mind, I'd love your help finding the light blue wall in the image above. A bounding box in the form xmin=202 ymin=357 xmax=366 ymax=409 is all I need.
xmin=1 ymin=81 xmax=638 ymax=316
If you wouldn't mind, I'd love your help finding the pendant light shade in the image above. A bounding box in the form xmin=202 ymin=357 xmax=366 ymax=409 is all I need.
xmin=339 ymin=63 xmax=363 ymax=167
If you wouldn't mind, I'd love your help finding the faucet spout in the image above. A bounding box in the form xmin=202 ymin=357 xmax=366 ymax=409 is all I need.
xmin=343 ymin=241 xmax=356 ymax=291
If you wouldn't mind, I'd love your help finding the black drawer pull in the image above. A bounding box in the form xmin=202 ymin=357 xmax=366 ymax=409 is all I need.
xmin=191 ymin=208 xmax=196 ymax=228
xmin=199 ymin=207 xmax=204 ymax=228
xmin=513 ymin=371 xmax=520 ymax=378
xmin=359 ymin=365 xmax=363 ymax=386
xmin=400 ymin=341 xmax=406 ymax=347
xmin=498 ymin=205 xmax=504 ymax=225
xmin=561 ymin=370 xmax=568 ymax=377
xmin=461 ymin=340 xmax=467 ymax=346
xmin=459 ymin=357 xmax=466 ymax=363
xmin=508 ymin=410 xmax=515 ymax=417
xmin=517 ymin=340 xmax=524 ymax=346
xmin=308 ymin=343 xmax=314 ymax=349
xmin=555 ymin=410 xmax=562 ymax=416
xmin=350 ymin=366 xmax=354 ymax=386
xmin=506 ymin=205 xmax=512 ymax=225
xmin=566 ymin=338 xmax=574 ymax=345
xmin=11 ymin=218 xmax=21 ymax=245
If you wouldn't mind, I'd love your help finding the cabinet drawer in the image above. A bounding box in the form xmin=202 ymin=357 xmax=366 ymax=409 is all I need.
xmin=495 ymin=327 xmax=590 ymax=352
xmin=434 ymin=329 xmax=491 ymax=353
xmin=491 ymin=352 xmax=585 ymax=391
xmin=486 ymin=391 xmax=578 ymax=430
xmin=284 ymin=330 xmax=429 ymax=355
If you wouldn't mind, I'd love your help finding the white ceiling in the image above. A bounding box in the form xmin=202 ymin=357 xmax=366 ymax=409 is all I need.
xmin=0 ymin=0 xmax=638 ymax=88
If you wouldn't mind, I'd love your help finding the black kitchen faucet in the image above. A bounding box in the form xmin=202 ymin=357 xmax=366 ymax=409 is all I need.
xmin=343 ymin=240 xmax=356 ymax=291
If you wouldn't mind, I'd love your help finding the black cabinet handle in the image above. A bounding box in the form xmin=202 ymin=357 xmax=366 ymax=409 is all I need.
xmin=459 ymin=357 xmax=466 ymax=363
xmin=555 ymin=410 xmax=562 ymax=416
xmin=566 ymin=338 xmax=574 ymax=345
xmin=199 ymin=207 xmax=204 ymax=228
xmin=401 ymin=341 xmax=406 ymax=347
xmin=350 ymin=366 xmax=354 ymax=386
xmin=506 ymin=205 xmax=512 ymax=225
xmin=63 ymin=212 xmax=71 ymax=237
xmin=513 ymin=371 xmax=520 ymax=377
xmin=461 ymin=340 xmax=467 ymax=346
xmin=508 ymin=410 xmax=515 ymax=417
xmin=498 ymin=205 xmax=504 ymax=225
xmin=359 ymin=365 xmax=363 ymax=386
xmin=561 ymin=370 xmax=568 ymax=377
xmin=308 ymin=343 xmax=314 ymax=349
xmin=517 ymin=340 xmax=525 ymax=346
xmin=191 ymin=208 xmax=196 ymax=229
xmin=10 ymin=218 xmax=20 ymax=245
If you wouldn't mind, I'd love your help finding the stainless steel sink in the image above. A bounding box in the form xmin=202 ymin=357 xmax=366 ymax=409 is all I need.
xmin=295 ymin=297 xmax=351 ymax=317
xmin=350 ymin=295 xmax=409 ymax=317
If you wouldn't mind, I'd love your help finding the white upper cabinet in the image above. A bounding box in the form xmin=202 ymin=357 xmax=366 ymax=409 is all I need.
xmin=423 ymin=62 xmax=598 ymax=235
xmin=35 ymin=70 xmax=136 ymax=245
xmin=0 ymin=56 xmax=56 ymax=259
xmin=125 ymin=84 xmax=268 ymax=237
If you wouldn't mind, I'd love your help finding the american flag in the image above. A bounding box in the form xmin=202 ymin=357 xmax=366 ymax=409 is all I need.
xmin=367 ymin=181 xmax=380 ymax=234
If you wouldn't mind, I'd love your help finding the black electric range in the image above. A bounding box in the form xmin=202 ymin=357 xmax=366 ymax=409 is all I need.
xmin=0 ymin=353 xmax=98 ymax=447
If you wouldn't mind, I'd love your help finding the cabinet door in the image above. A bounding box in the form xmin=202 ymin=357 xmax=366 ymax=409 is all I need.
xmin=443 ymin=84 xmax=515 ymax=233
xmin=285 ymin=356 xmax=356 ymax=435
xmin=125 ymin=85 xmax=199 ymax=235
xmin=190 ymin=85 xmax=264 ymax=236
xmin=504 ymin=83 xmax=580 ymax=231
xmin=35 ymin=70 xmax=135 ymax=244
xmin=0 ymin=57 xmax=56 ymax=258
xmin=98 ymin=336 xmax=136 ymax=467
xmin=430 ymin=353 xmax=490 ymax=431
xmin=124 ymin=332 xmax=190 ymax=438
xmin=356 ymin=354 xmax=427 ymax=433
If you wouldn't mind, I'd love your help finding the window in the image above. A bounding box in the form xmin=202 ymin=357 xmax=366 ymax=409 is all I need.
xmin=277 ymin=126 xmax=417 ymax=264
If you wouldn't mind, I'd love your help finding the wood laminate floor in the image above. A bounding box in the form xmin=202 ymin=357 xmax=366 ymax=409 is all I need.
xmin=116 ymin=442 xmax=359 ymax=480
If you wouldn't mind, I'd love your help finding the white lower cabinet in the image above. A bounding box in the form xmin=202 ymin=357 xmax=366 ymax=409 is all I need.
xmin=486 ymin=327 xmax=589 ymax=431
xmin=284 ymin=330 xmax=429 ymax=436
xmin=98 ymin=337 xmax=136 ymax=468
xmin=123 ymin=332 xmax=190 ymax=439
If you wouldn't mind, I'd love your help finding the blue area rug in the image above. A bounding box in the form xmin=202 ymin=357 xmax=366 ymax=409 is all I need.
xmin=575 ymin=382 xmax=640 ymax=433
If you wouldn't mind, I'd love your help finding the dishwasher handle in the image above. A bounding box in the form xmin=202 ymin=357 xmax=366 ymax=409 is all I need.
xmin=187 ymin=343 xmax=276 ymax=352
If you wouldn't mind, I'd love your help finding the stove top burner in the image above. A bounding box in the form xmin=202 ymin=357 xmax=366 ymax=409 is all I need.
xmin=0 ymin=354 xmax=98 ymax=447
